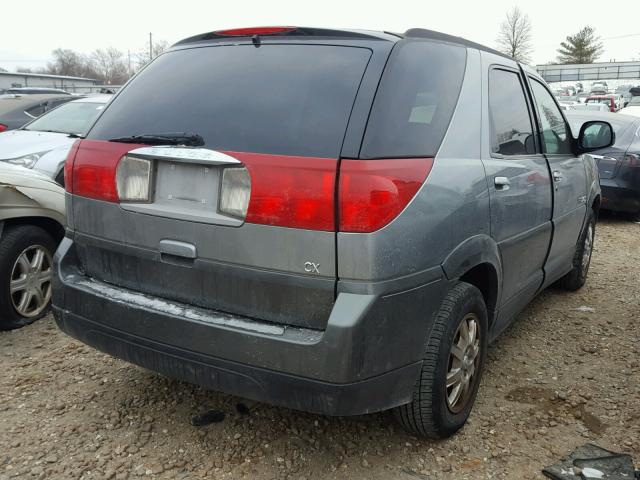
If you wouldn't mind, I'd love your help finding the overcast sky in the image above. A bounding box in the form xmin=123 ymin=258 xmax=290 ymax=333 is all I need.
xmin=1 ymin=0 xmax=638 ymax=72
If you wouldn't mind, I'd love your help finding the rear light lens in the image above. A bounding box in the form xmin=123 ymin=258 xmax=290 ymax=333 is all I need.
xmin=0 ymin=124 xmax=7 ymax=133
xmin=116 ymin=156 xmax=152 ymax=202
xmin=69 ymin=140 xmax=137 ymax=202
xmin=219 ymin=167 xmax=251 ymax=218
xmin=63 ymin=140 xmax=82 ymax=191
xmin=339 ymin=158 xmax=434 ymax=233
xmin=214 ymin=26 xmax=296 ymax=36
xmin=236 ymin=152 xmax=336 ymax=231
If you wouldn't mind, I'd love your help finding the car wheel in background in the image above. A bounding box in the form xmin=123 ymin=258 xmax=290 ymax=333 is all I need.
xmin=0 ymin=225 xmax=56 ymax=330
xmin=558 ymin=210 xmax=596 ymax=291
xmin=393 ymin=282 xmax=488 ymax=439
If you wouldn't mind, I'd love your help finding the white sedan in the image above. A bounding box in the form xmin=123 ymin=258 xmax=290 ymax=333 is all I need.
xmin=0 ymin=95 xmax=111 ymax=184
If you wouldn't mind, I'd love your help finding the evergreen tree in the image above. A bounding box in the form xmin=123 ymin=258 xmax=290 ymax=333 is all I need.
xmin=556 ymin=27 xmax=604 ymax=64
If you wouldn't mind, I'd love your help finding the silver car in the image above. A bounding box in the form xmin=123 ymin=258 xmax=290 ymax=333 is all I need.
xmin=0 ymin=163 xmax=65 ymax=329
xmin=0 ymin=95 xmax=110 ymax=183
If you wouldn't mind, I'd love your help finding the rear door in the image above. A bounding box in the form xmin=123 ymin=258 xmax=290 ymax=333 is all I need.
xmin=71 ymin=42 xmax=378 ymax=330
xmin=526 ymin=76 xmax=588 ymax=282
xmin=481 ymin=61 xmax=552 ymax=323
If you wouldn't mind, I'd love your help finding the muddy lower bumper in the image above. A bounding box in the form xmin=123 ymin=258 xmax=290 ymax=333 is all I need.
xmin=52 ymin=237 xmax=447 ymax=416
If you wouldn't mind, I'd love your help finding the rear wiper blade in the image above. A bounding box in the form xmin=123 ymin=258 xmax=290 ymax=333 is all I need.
xmin=109 ymin=132 xmax=205 ymax=147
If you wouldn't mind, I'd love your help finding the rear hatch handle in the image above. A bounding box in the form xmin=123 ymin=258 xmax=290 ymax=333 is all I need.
xmin=126 ymin=146 xmax=242 ymax=166
xmin=159 ymin=240 xmax=197 ymax=259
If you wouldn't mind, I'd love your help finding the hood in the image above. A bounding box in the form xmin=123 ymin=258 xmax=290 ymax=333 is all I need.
xmin=0 ymin=162 xmax=62 ymax=191
xmin=0 ymin=129 xmax=74 ymax=160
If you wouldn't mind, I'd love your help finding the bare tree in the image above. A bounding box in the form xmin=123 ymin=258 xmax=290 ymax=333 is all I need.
xmin=90 ymin=47 xmax=129 ymax=84
xmin=46 ymin=49 xmax=93 ymax=78
xmin=497 ymin=7 xmax=533 ymax=64
xmin=133 ymin=40 xmax=169 ymax=72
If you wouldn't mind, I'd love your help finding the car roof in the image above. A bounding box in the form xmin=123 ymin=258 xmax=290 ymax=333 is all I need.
xmin=0 ymin=94 xmax=72 ymax=114
xmin=68 ymin=95 xmax=111 ymax=104
xmin=173 ymin=26 xmax=513 ymax=60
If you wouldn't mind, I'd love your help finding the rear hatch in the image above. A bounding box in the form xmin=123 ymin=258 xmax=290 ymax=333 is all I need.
xmin=66 ymin=41 xmax=373 ymax=330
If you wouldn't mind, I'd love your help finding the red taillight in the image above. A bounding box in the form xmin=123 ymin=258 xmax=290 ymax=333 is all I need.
xmin=338 ymin=158 xmax=433 ymax=233
xmin=214 ymin=26 xmax=296 ymax=37
xmin=0 ymin=124 xmax=7 ymax=133
xmin=70 ymin=140 xmax=139 ymax=202
xmin=230 ymin=152 xmax=336 ymax=231
xmin=63 ymin=140 xmax=81 ymax=190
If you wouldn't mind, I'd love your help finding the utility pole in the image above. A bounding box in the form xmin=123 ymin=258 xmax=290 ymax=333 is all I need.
xmin=149 ymin=32 xmax=153 ymax=61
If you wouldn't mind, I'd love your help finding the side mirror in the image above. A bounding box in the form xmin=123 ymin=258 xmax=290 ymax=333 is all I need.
xmin=577 ymin=121 xmax=615 ymax=153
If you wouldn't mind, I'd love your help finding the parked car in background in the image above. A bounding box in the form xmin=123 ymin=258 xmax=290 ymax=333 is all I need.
xmin=577 ymin=92 xmax=590 ymax=103
xmin=0 ymin=95 xmax=76 ymax=132
xmin=0 ymin=163 xmax=65 ymax=329
xmin=567 ymin=111 xmax=640 ymax=220
xmin=585 ymin=96 xmax=616 ymax=112
xmin=571 ymin=102 xmax=611 ymax=113
xmin=558 ymin=101 xmax=580 ymax=111
xmin=591 ymin=82 xmax=608 ymax=94
xmin=619 ymin=96 xmax=640 ymax=117
xmin=615 ymin=85 xmax=634 ymax=107
xmin=53 ymin=26 xmax=612 ymax=439
xmin=0 ymin=88 xmax=70 ymax=97
xmin=0 ymin=96 xmax=110 ymax=184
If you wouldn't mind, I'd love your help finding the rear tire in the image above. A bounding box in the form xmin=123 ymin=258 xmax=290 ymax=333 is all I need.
xmin=393 ymin=282 xmax=488 ymax=439
xmin=558 ymin=210 xmax=596 ymax=291
xmin=0 ymin=225 xmax=57 ymax=330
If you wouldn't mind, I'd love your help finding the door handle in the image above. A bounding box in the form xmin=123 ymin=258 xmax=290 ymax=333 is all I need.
xmin=494 ymin=176 xmax=510 ymax=190
xmin=553 ymin=170 xmax=563 ymax=183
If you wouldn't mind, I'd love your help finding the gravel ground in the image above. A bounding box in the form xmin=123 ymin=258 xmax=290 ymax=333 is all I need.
xmin=1 ymin=215 xmax=638 ymax=480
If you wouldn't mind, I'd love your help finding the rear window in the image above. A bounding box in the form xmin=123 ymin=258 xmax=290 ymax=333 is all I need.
xmin=360 ymin=40 xmax=466 ymax=159
xmin=87 ymin=45 xmax=371 ymax=158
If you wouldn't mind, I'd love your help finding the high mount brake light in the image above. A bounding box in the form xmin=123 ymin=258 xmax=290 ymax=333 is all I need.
xmin=213 ymin=27 xmax=297 ymax=37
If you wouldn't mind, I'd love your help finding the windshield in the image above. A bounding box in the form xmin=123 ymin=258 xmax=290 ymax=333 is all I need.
xmin=24 ymin=101 xmax=105 ymax=135
xmin=88 ymin=45 xmax=371 ymax=158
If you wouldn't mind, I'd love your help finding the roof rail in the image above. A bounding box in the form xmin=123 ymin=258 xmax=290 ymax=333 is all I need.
xmin=403 ymin=28 xmax=512 ymax=60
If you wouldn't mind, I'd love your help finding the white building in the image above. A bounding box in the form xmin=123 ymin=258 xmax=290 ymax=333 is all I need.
xmin=0 ymin=72 xmax=99 ymax=93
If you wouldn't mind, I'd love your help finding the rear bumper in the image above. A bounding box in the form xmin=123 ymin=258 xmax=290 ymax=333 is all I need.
xmin=53 ymin=237 xmax=448 ymax=416
xmin=601 ymin=182 xmax=640 ymax=213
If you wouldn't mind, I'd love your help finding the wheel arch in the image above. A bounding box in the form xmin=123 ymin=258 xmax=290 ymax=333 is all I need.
xmin=0 ymin=216 xmax=65 ymax=244
xmin=441 ymin=235 xmax=502 ymax=325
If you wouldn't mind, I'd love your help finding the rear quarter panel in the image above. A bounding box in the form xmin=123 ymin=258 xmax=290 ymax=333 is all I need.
xmin=337 ymin=48 xmax=490 ymax=283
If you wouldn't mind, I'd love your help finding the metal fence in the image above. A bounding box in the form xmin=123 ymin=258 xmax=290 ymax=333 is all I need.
xmin=536 ymin=62 xmax=640 ymax=83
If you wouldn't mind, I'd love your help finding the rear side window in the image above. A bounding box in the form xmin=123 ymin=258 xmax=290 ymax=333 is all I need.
xmin=489 ymin=69 xmax=535 ymax=156
xmin=360 ymin=40 xmax=466 ymax=159
xmin=87 ymin=45 xmax=371 ymax=158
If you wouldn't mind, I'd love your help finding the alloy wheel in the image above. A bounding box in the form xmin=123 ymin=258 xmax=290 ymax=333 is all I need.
xmin=10 ymin=245 xmax=53 ymax=318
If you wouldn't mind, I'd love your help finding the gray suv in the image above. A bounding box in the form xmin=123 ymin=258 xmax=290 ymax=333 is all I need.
xmin=52 ymin=27 xmax=613 ymax=438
